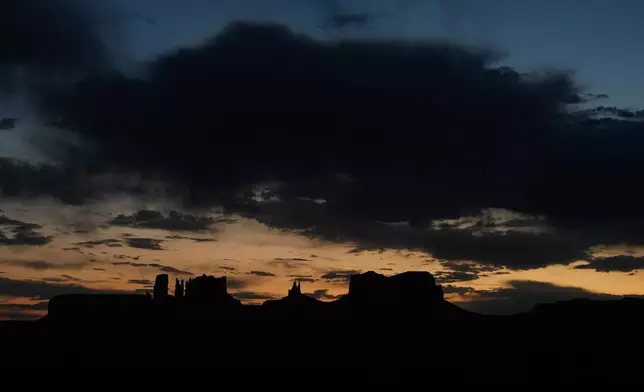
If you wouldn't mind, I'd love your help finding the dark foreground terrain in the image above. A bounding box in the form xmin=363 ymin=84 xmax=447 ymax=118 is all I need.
xmin=2 ymin=271 xmax=643 ymax=382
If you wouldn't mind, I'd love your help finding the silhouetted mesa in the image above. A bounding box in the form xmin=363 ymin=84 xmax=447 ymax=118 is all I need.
xmin=184 ymin=274 xmax=241 ymax=307
xmin=347 ymin=271 xmax=443 ymax=304
xmin=153 ymin=274 xmax=169 ymax=299
xmin=332 ymin=271 xmax=471 ymax=320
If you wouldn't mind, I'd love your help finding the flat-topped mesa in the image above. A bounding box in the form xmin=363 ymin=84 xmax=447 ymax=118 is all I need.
xmin=184 ymin=274 xmax=241 ymax=306
xmin=347 ymin=271 xmax=444 ymax=305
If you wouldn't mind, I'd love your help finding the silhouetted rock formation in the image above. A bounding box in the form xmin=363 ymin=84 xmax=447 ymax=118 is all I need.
xmin=46 ymin=273 xmax=243 ymax=320
xmin=175 ymin=278 xmax=184 ymax=298
xmin=42 ymin=271 xmax=477 ymax=321
xmin=347 ymin=271 xmax=444 ymax=304
xmin=153 ymin=274 xmax=169 ymax=300
xmin=184 ymin=274 xmax=241 ymax=307
xmin=287 ymin=280 xmax=301 ymax=297
xmin=334 ymin=271 xmax=469 ymax=320
xmin=263 ymin=280 xmax=324 ymax=319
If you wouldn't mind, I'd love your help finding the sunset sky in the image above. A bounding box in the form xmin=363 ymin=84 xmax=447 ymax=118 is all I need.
xmin=3 ymin=0 xmax=644 ymax=320
xmin=3 ymin=200 xmax=644 ymax=320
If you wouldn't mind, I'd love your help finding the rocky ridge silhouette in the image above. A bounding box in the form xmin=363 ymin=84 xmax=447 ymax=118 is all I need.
xmin=45 ymin=271 xmax=472 ymax=321
xmin=39 ymin=270 xmax=644 ymax=322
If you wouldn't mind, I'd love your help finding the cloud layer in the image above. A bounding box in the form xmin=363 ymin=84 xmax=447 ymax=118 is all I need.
xmin=3 ymin=20 xmax=644 ymax=272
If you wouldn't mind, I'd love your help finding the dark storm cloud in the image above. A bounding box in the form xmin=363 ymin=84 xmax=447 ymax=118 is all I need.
xmin=9 ymin=21 xmax=644 ymax=264
xmin=0 ymin=277 xmax=126 ymax=300
xmin=55 ymin=22 xmax=576 ymax=211
xmin=408 ymin=227 xmax=588 ymax=270
xmin=125 ymin=238 xmax=164 ymax=251
xmin=2 ymin=260 xmax=86 ymax=271
xmin=247 ymin=271 xmax=276 ymax=277
xmin=108 ymin=210 xmax=217 ymax=232
xmin=456 ymin=280 xmax=644 ymax=315
xmin=307 ymin=289 xmax=341 ymax=300
xmin=575 ymin=255 xmax=644 ymax=273
xmin=245 ymin=199 xmax=589 ymax=270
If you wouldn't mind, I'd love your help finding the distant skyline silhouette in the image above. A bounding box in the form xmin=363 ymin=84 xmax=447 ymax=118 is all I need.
xmin=39 ymin=270 xmax=644 ymax=321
